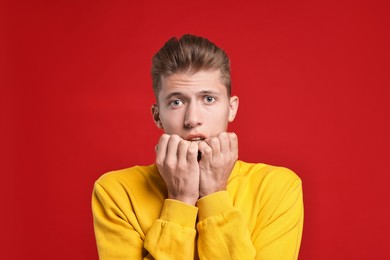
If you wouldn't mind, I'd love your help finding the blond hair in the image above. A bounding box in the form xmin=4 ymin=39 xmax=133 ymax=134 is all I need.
xmin=151 ymin=34 xmax=231 ymax=97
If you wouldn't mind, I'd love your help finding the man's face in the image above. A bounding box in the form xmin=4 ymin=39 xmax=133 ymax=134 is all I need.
xmin=152 ymin=70 xmax=239 ymax=141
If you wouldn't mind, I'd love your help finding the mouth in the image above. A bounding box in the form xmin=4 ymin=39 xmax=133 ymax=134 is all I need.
xmin=186 ymin=134 xmax=206 ymax=143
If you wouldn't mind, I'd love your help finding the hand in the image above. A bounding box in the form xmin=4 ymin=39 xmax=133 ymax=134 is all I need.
xmin=198 ymin=132 xmax=238 ymax=198
xmin=155 ymin=134 xmax=200 ymax=205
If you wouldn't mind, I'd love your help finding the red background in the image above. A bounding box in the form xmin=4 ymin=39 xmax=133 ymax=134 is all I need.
xmin=2 ymin=0 xmax=389 ymax=259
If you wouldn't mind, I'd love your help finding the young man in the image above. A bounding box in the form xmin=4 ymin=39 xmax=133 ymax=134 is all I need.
xmin=92 ymin=34 xmax=303 ymax=259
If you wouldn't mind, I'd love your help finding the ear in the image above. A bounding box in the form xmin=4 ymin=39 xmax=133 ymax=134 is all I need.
xmin=228 ymin=96 xmax=239 ymax=122
xmin=151 ymin=104 xmax=163 ymax=129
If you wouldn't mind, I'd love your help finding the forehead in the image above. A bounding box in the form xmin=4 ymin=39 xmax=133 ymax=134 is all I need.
xmin=159 ymin=70 xmax=227 ymax=95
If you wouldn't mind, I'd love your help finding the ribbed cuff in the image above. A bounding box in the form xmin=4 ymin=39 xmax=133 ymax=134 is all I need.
xmin=160 ymin=199 xmax=198 ymax=228
xmin=197 ymin=191 xmax=233 ymax=221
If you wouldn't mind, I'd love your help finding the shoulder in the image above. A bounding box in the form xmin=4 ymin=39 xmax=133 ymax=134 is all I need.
xmin=92 ymin=164 xmax=166 ymax=222
xmin=235 ymin=161 xmax=303 ymax=216
xmin=233 ymin=160 xmax=302 ymax=200
xmin=94 ymin=164 xmax=162 ymax=195
xmin=235 ymin=160 xmax=301 ymax=185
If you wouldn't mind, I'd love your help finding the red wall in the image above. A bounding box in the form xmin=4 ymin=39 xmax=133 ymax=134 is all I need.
xmin=2 ymin=0 xmax=389 ymax=259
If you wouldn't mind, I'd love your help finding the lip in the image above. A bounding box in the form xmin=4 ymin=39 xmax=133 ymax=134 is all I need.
xmin=186 ymin=134 xmax=207 ymax=141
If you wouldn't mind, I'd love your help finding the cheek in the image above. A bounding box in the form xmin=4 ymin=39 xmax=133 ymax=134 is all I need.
xmin=160 ymin=111 xmax=182 ymax=130
xmin=209 ymin=107 xmax=230 ymax=127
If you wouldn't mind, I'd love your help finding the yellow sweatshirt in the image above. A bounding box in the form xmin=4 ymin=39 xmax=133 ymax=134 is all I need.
xmin=92 ymin=160 xmax=303 ymax=259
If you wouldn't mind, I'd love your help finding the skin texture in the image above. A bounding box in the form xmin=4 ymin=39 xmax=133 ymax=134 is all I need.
xmin=152 ymin=70 xmax=239 ymax=205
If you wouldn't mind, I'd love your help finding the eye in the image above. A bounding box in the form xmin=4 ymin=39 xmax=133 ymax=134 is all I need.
xmin=204 ymin=96 xmax=216 ymax=104
xmin=169 ymin=99 xmax=184 ymax=108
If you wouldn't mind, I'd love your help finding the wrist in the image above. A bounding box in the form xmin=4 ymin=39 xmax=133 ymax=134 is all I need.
xmin=199 ymin=187 xmax=226 ymax=198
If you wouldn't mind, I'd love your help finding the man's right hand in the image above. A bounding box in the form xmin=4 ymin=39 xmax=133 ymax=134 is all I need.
xmin=155 ymin=134 xmax=200 ymax=206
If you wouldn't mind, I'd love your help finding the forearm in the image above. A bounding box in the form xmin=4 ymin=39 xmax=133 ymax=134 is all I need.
xmin=253 ymin=178 xmax=304 ymax=260
xmin=93 ymin=183 xmax=198 ymax=260
xmin=196 ymin=191 xmax=256 ymax=259
xmin=144 ymin=199 xmax=198 ymax=260
xmin=92 ymin=183 xmax=146 ymax=259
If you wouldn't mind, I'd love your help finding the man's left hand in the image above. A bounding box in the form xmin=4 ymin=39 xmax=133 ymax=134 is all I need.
xmin=198 ymin=132 xmax=238 ymax=198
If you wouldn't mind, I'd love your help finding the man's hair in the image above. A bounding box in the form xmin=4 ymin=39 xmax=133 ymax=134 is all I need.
xmin=151 ymin=34 xmax=231 ymax=97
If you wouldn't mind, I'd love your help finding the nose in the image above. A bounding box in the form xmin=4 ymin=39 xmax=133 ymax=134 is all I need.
xmin=184 ymin=102 xmax=202 ymax=128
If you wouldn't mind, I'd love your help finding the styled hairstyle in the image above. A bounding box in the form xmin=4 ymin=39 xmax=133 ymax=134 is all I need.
xmin=151 ymin=34 xmax=231 ymax=97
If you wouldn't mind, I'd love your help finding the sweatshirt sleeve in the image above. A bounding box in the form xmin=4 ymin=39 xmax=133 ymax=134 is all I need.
xmin=92 ymin=181 xmax=198 ymax=260
xmin=143 ymin=199 xmax=198 ymax=259
xmin=92 ymin=182 xmax=145 ymax=259
xmin=195 ymin=170 xmax=304 ymax=260
xmin=253 ymin=177 xmax=304 ymax=260
xmin=196 ymin=191 xmax=257 ymax=259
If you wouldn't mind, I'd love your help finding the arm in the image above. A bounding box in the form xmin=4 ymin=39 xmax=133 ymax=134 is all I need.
xmin=92 ymin=179 xmax=198 ymax=260
xmin=92 ymin=182 xmax=146 ymax=259
xmin=143 ymin=199 xmax=198 ymax=259
xmin=253 ymin=176 xmax=303 ymax=259
xmin=196 ymin=171 xmax=303 ymax=260
xmin=92 ymin=134 xmax=201 ymax=259
xmin=196 ymin=131 xmax=303 ymax=259
xmin=196 ymin=132 xmax=257 ymax=258
xmin=196 ymin=177 xmax=303 ymax=260
xmin=196 ymin=191 xmax=256 ymax=259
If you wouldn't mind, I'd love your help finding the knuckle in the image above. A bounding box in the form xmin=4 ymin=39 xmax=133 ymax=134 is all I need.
xmin=171 ymin=134 xmax=181 ymax=141
xmin=160 ymin=134 xmax=170 ymax=141
xmin=165 ymin=158 xmax=176 ymax=169
xmin=210 ymin=137 xmax=219 ymax=145
xmin=179 ymin=139 xmax=190 ymax=147
xmin=167 ymin=135 xmax=180 ymax=146
xmin=218 ymin=132 xmax=229 ymax=143
xmin=155 ymin=158 xmax=163 ymax=166
xmin=203 ymin=146 xmax=212 ymax=155
xmin=230 ymin=132 xmax=238 ymax=140
xmin=219 ymin=132 xmax=228 ymax=138
xmin=188 ymin=145 xmax=198 ymax=154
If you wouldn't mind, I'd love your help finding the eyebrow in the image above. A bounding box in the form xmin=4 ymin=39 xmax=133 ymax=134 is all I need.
xmin=164 ymin=90 xmax=220 ymax=101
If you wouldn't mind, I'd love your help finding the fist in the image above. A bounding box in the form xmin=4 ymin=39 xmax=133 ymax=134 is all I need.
xmin=155 ymin=134 xmax=200 ymax=205
xmin=198 ymin=132 xmax=238 ymax=197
